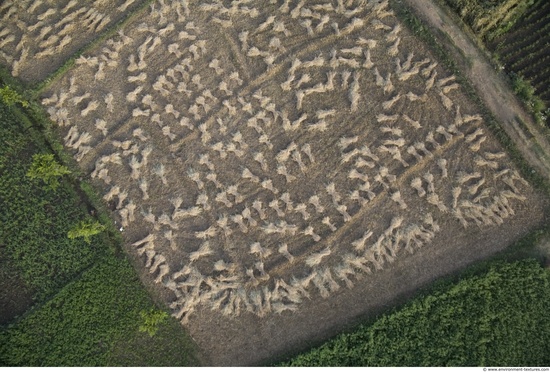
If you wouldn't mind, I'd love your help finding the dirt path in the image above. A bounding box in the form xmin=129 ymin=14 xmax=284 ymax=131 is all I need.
xmin=398 ymin=0 xmax=550 ymax=180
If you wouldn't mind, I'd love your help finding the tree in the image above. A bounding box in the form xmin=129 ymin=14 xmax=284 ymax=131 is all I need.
xmin=26 ymin=153 xmax=71 ymax=191
xmin=139 ymin=309 xmax=168 ymax=337
xmin=67 ymin=218 xmax=105 ymax=244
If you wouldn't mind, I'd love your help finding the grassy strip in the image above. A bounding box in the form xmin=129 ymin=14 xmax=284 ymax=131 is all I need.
xmin=392 ymin=0 xmax=550 ymax=193
xmin=0 ymin=257 xmax=200 ymax=367
xmin=31 ymin=0 xmax=156 ymax=96
xmin=278 ymin=258 xmax=550 ymax=366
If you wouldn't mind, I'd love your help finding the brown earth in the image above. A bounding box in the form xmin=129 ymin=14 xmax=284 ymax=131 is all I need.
xmin=187 ymin=195 xmax=547 ymax=366
xmin=0 ymin=0 xmax=145 ymax=85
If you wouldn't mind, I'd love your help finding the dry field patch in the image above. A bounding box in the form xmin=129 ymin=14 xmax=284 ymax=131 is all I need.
xmin=35 ymin=0 xmax=546 ymax=364
xmin=0 ymin=0 xmax=144 ymax=83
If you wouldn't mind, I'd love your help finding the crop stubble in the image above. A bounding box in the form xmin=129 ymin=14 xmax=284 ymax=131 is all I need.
xmin=35 ymin=0 xmax=546 ymax=365
xmin=0 ymin=0 xmax=144 ymax=83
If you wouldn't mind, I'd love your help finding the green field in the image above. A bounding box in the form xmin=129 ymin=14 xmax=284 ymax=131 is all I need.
xmin=491 ymin=0 xmax=550 ymax=107
xmin=442 ymin=0 xmax=535 ymax=41
xmin=441 ymin=0 xmax=549 ymax=125
xmin=280 ymin=259 xmax=550 ymax=366
xmin=0 ymin=97 xmax=199 ymax=366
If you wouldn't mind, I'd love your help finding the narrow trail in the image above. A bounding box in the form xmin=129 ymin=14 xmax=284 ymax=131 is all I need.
xmin=398 ymin=0 xmax=550 ymax=181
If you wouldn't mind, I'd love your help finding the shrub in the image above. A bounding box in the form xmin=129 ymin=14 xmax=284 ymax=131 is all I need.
xmin=139 ymin=309 xmax=169 ymax=337
xmin=26 ymin=153 xmax=71 ymax=191
xmin=512 ymin=74 xmax=536 ymax=102
xmin=0 ymin=85 xmax=28 ymax=107
xmin=510 ymin=73 xmax=547 ymax=123
xmin=67 ymin=218 xmax=105 ymax=244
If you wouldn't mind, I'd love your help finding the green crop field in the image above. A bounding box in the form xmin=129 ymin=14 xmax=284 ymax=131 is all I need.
xmin=0 ymin=97 xmax=199 ymax=366
xmin=442 ymin=0 xmax=535 ymax=41
xmin=280 ymin=259 xmax=550 ymax=366
xmin=442 ymin=0 xmax=549 ymax=125
xmin=491 ymin=0 xmax=550 ymax=107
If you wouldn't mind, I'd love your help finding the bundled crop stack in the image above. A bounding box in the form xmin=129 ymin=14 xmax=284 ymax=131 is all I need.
xmin=0 ymin=0 xmax=143 ymax=82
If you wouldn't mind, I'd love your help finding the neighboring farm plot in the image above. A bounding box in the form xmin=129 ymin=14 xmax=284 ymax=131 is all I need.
xmin=491 ymin=0 xmax=550 ymax=103
xmin=0 ymin=0 xmax=144 ymax=83
xmin=442 ymin=0 xmax=535 ymax=41
xmin=42 ymin=0 xmax=539 ymax=328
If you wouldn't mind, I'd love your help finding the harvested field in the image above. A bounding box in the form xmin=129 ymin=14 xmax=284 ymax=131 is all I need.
xmin=0 ymin=0 xmax=144 ymax=83
xmin=35 ymin=0 xmax=548 ymax=365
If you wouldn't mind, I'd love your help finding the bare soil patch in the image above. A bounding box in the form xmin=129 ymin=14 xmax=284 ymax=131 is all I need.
xmin=33 ymin=0 xmax=550 ymax=366
xmin=0 ymin=248 xmax=34 ymax=325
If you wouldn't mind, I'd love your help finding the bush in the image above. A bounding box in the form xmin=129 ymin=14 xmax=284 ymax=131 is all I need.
xmin=67 ymin=219 xmax=105 ymax=244
xmin=139 ymin=309 xmax=169 ymax=337
xmin=512 ymin=74 xmax=536 ymax=102
xmin=26 ymin=153 xmax=71 ymax=191
xmin=510 ymin=73 xmax=547 ymax=122
xmin=0 ymin=85 xmax=28 ymax=107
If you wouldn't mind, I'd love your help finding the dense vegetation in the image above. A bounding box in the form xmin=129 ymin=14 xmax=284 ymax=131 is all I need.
xmin=442 ymin=0 xmax=549 ymax=125
xmin=281 ymin=259 xmax=550 ymax=366
xmin=3 ymin=259 xmax=153 ymax=365
xmin=442 ymin=0 xmax=535 ymax=41
xmin=0 ymin=97 xmax=199 ymax=366
xmin=492 ymin=0 xmax=550 ymax=111
xmin=0 ymin=99 xmax=98 ymax=302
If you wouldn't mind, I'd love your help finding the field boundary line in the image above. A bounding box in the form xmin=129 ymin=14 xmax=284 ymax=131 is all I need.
xmin=396 ymin=0 xmax=550 ymax=186
xmin=31 ymin=0 xmax=155 ymax=97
